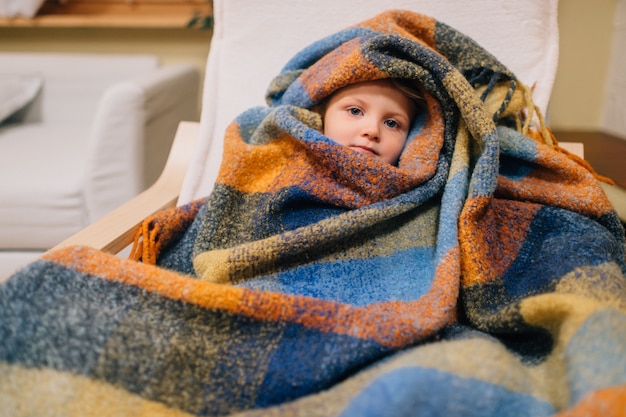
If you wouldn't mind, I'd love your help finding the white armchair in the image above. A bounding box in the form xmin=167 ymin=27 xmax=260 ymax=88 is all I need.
xmin=0 ymin=52 xmax=200 ymax=276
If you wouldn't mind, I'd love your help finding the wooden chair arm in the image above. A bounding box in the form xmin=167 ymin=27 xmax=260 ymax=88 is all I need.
xmin=47 ymin=121 xmax=200 ymax=255
xmin=558 ymin=142 xmax=584 ymax=158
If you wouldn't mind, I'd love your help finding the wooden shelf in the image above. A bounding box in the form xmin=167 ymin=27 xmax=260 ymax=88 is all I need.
xmin=0 ymin=0 xmax=213 ymax=29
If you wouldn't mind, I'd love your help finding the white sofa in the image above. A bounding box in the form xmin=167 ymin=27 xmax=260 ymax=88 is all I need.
xmin=0 ymin=52 xmax=200 ymax=277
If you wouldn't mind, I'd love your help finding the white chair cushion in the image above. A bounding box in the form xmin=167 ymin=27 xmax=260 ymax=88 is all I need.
xmin=0 ymin=53 xmax=160 ymax=125
xmin=0 ymin=0 xmax=45 ymax=18
xmin=179 ymin=0 xmax=559 ymax=203
xmin=0 ymin=74 xmax=42 ymax=123
xmin=0 ymin=124 xmax=90 ymax=248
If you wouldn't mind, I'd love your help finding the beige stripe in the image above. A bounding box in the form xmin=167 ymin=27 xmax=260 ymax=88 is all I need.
xmin=442 ymin=72 xmax=496 ymax=142
xmin=0 ymin=363 xmax=194 ymax=417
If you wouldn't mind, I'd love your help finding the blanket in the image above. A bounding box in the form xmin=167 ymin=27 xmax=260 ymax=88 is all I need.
xmin=2 ymin=10 xmax=626 ymax=417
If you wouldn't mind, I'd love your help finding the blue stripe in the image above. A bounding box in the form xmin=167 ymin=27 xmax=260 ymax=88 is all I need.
xmin=502 ymin=207 xmax=623 ymax=298
xmin=240 ymin=246 xmax=437 ymax=305
xmin=566 ymin=309 xmax=626 ymax=404
xmin=339 ymin=367 xmax=555 ymax=417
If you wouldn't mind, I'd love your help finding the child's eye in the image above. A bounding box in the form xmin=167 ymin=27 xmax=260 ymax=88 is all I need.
xmin=384 ymin=119 xmax=399 ymax=129
xmin=348 ymin=107 xmax=362 ymax=116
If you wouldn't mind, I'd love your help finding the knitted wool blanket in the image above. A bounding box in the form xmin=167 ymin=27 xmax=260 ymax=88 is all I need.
xmin=2 ymin=10 xmax=626 ymax=417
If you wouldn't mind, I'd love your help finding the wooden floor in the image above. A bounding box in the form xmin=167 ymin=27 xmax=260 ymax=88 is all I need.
xmin=553 ymin=130 xmax=626 ymax=189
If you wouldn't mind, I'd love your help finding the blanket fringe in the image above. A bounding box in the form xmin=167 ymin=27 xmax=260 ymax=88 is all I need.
xmin=129 ymin=199 xmax=206 ymax=265
xmin=511 ymin=83 xmax=614 ymax=186
xmin=129 ymin=217 xmax=161 ymax=265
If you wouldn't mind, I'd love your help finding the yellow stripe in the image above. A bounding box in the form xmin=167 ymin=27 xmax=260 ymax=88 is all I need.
xmin=518 ymin=286 xmax=625 ymax=409
xmin=555 ymin=263 xmax=626 ymax=312
xmin=193 ymin=201 xmax=430 ymax=284
xmin=193 ymin=248 xmax=235 ymax=284
xmin=442 ymin=72 xmax=496 ymax=141
xmin=520 ymin=293 xmax=601 ymax=346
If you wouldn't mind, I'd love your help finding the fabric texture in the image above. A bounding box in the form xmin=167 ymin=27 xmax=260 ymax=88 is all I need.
xmin=1 ymin=10 xmax=626 ymax=417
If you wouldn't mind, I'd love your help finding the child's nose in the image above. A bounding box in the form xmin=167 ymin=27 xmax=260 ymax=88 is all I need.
xmin=362 ymin=120 xmax=380 ymax=141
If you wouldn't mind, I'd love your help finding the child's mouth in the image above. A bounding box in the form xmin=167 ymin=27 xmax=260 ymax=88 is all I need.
xmin=351 ymin=146 xmax=377 ymax=157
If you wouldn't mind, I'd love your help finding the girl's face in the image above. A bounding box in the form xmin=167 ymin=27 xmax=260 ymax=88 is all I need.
xmin=323 ymin=80 xmax=412 ymax=165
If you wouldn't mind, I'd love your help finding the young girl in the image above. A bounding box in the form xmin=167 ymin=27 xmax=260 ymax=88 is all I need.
xmin=320 ymin=78 xmax=426 ymax=165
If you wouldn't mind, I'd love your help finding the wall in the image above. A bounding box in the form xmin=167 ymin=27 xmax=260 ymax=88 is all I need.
xmin=602 ymin=0 xmax=626 ymax=137
xmin=550 ymin=0 xmax=617 ymax=131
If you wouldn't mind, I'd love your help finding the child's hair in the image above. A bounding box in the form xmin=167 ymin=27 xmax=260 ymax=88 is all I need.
xmin=387 ymin=78 xmax=426 ymax=120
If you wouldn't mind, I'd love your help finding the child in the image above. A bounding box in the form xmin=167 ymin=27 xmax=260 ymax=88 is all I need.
xmin=320 ymin=78 xmax=426 ymax=165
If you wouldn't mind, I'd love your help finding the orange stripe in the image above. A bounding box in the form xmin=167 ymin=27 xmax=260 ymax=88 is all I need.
xmin=299 ymin=38 xmax=387 ymax=103
xmin=44 ymin=245 xmax=459 ymax=349
xmin=498 ymin=145 xmax=614 ymax=218
xmin=555 ymin=385 xmax=626 ymax=417
xmin=217 ymin=126 xmax=297 ymax=194
xmin=460 ymin=198 xmax=540 ymax=285
xmin=42 ymin=246 xmax=246 ymax=313
xmin=218 ymin=126 xmax=434 ymax=208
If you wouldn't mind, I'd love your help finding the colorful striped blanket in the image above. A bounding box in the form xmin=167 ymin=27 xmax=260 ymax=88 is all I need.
xmin=2 ymin=10 xmax=626 ymax=417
